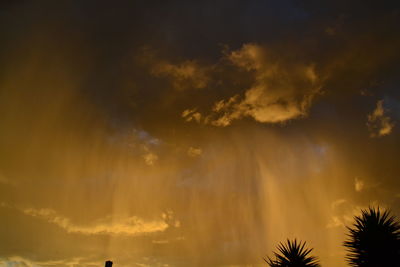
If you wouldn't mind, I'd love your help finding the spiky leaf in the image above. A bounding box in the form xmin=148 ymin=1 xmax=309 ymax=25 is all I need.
xmin=265 ymin=239 xmax=320 ymax=267
xmin=344 ymin=207 xmax=400 ymax=266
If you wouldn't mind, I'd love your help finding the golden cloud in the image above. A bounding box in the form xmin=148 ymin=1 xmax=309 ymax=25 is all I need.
xmin=0 ymin=256 xmax=102 ymax=267
xmin=209 ymin=44 xmax=320 ymax=126
xmin=367 ymin=100 xmax=394 ymax=137
xmin=187 ymin=147 xmax=202 ymax=157
xmin=327 ymin=199 xmax=364 ymax=228
xmin=23 ymin=208 xmax=168 ymax=236
xmin=354 ymin=177 xmax=364 ymax=192
xmin=179 ymin=44 xmax=322 ymax=126
xmin=182 ymin=108 xmax=202 ymax=123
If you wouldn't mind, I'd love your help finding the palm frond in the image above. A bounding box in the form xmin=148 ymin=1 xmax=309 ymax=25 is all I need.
xmin=265 ymin=239 xmax=320 ymax=267
xmin=344 ymin=206 xmax=400 ymax=266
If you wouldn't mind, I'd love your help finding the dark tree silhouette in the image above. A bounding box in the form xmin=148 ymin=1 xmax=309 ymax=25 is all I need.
xmin=344 ymin=207 xmax=400 ymax=266
xmin=265 ymin=239 xmax=320 ymax=267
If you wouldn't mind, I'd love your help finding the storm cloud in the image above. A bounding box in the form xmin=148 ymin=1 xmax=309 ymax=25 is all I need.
xmin=1 ymin=1 xmax=400 ymax=267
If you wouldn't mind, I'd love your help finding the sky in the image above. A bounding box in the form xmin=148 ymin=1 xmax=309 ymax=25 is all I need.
xmin=1 ymin=1 xmax=400 ymax=266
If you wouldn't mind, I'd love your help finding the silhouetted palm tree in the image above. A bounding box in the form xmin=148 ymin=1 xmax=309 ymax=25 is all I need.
xmin=265 ymin=239 xmax=320 ymax=267
xmin=344 ymin=207 xmax=400 ymax=266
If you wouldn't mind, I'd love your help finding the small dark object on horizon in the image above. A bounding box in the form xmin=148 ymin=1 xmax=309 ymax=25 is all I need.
xmin=105 ymin=260 xmax=113 ymax=267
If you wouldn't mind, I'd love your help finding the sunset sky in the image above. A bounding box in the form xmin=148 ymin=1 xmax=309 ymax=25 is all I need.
xmin=1 ymin=1 xmax=400 ymax=266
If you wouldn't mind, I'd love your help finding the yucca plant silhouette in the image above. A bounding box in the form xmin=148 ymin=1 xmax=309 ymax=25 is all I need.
xmin=344 ymin=207 xmax=400 ymax=266
xmin=265 ymin=239 xmax=320 ymax=267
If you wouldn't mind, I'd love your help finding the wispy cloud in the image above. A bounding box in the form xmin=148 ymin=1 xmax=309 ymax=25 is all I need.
xmin=151 ymin=60 xmax=210 ymax=91
xmin=23 ymin=208 xmax=168 ymax=236
xmin=327 ymin=199 xmax=385 ymax=228
xmin=327 ymin=199 xmax=363 ymax=228
xmin=354 ymin=177 xmax=364 ymax=192
xmin=143 ymin=151 xmax=158 ymax=166
xmin=367 ymin=100 xmax=394 ymax=137
xmin=182 ymin=108 xmax=202 ymax=123
xmin=187 ymin=147 xmax=202 ymax=157
xmin=0 ymin=256 xmax=101 ymax=267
